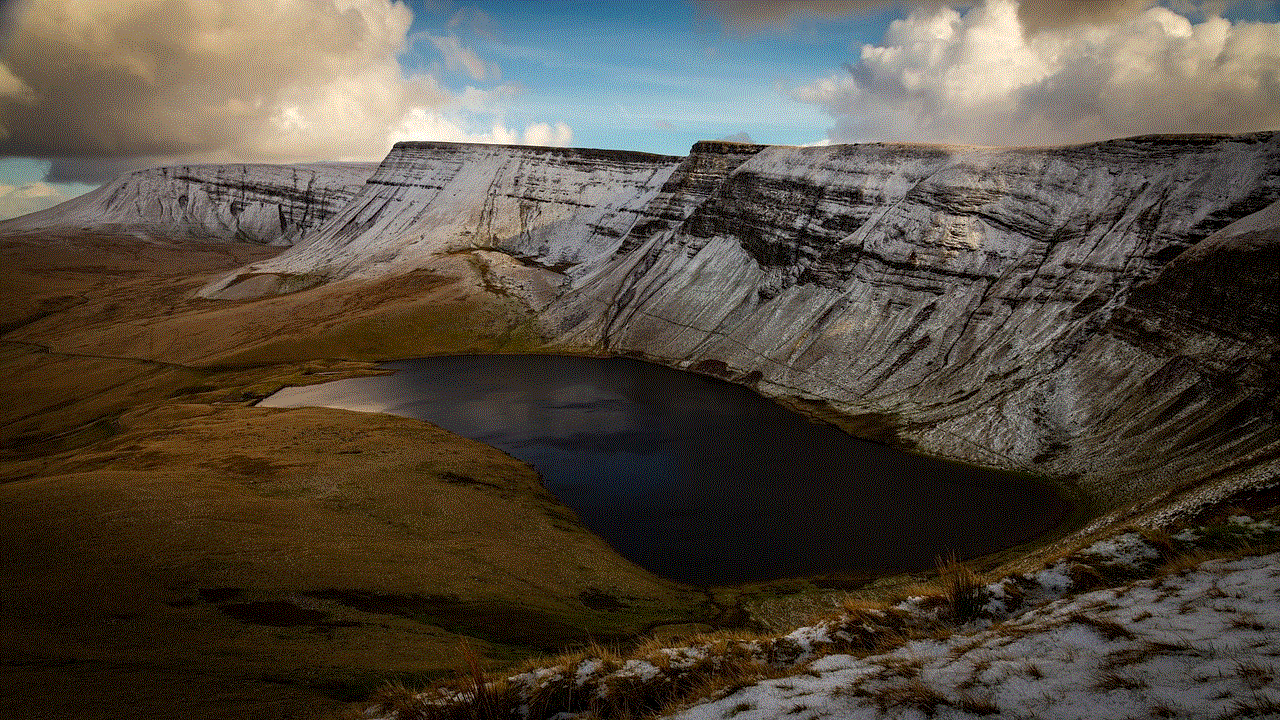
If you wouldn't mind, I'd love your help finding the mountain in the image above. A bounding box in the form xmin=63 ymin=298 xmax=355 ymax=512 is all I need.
xmin=2 ymin=131 xmax=1277 ymax=720
xmin=189 ymin=133 xmax=1280 ymax=511
xmin=0 ymin=162 xmax=376 ymax=244
xmin=8 ymin=134 xmax=1276 ymax=514
xmin=197 ymin=143 xmax=682 ymax=298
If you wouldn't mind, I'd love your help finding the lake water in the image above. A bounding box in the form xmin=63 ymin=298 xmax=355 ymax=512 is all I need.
xmin=261 ymin=355 xmax=1072 ymax=584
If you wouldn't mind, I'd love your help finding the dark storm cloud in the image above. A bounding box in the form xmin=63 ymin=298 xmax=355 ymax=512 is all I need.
xmin=0 ymin=0 xmax=569 ymax=183
xmin=702 ymin=1 xmax=906 ymax=31
xmin=1016 ymin=0 xmax=1158 ymax=33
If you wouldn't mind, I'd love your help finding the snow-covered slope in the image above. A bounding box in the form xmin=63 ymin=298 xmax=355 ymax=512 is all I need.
xmin=198 ymin=142 xmax=681 ymax=298
xmin=365 ymin=517 xmax=1280 ymax=720
xmin=0 ymin=162 xmax=376 ymax=244
xmin=673 ymin=553 xmax=1280 ymax=720
xmin=541 ymin=133 xmax=1280 ymax=504
xmin=201 ymin=134 xmax=1278 ymax=508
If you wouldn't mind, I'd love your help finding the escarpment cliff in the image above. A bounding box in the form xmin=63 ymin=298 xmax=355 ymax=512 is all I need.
xmin=546 ymin=134 xmax=1279 ymax=506
xmin=0 ymin=162 xmax=375 ymax=244
xmin=39 ymin=133 xmax=1277 ymax=512
xmin=198 ymin=143 xmax=682 ymax=299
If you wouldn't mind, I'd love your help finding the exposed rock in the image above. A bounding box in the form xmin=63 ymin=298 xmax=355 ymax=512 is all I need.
xmin=0 ymin=162 xmax=376 ymax=244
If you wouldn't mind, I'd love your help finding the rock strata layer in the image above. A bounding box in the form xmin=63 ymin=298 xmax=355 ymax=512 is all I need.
xmin=0 ymin=162 xmax=376 ymax=245
xmin=198 ymin=143 xmax=682 ymax=299
xmin=542 ymin=134 xmax=1280 ymax=506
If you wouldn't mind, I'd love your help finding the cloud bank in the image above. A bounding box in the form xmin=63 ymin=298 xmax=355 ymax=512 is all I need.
xmin=791 ymin=0 xmax=1280 ymax=146
xmin=0 ymin=0 xmax=572 ymax=182
xmin=705 ymin=1 xmax=1219 ymax=34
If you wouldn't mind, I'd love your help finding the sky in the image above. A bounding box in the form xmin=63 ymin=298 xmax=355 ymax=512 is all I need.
xmin=0 ymin=0 xmax=1277 ymax=219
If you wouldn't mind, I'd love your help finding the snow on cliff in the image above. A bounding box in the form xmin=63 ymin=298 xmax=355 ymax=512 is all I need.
xmin=0 ymin=162 xmax=375 ymax=244
xmin=199 ymin=133 xmax=1279 ymax=507
xmin=540 ymin=134 xmax=1280 ymax=505
xmin=198 ymin=143 xmax=681 ymax=298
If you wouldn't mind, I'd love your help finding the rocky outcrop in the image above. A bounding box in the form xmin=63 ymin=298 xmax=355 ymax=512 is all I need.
xmin=84 ymin=133 xmax=1280 ymax=510
xmin=0 ymin=162 xmax=376 ymax=244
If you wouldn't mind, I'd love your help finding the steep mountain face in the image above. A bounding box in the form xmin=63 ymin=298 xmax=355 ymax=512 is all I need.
xmin=543 ymin=135 xmax=1280 ymax=506
xmin=199 ymin=143 xmax=681 ymax=299
xmin=42 ymin=134 xmax=1279 ymax=511
xmin=0 ymin=162 xmax=376 ymax=244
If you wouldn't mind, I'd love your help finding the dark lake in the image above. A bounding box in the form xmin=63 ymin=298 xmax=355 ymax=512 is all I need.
xmin=261 ymin=355 xmax=1072 ymax=585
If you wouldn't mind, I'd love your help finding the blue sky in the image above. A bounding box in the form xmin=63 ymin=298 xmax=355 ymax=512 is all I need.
xmin=399 ymin=0 xmax=902 ymax=155
xmin=0 ymin=0 xmax=1278 ymax=219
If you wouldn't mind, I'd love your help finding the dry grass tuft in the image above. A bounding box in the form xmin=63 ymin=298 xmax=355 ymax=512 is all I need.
xmin=1134 ymin=527 xmax=1178 ymax=560
xmin=1222 ymin=694 xmax=1280 ymax=718
xmin=871 ymin=655 xmax=924 ymax=681
xmin=1065 ymin=562 xmax=1108 ymax=591
xmin=460 ymin=640 xmax=510 ymax=720
xmin=1102 ymin=645 xmax=1160 ymax=670
xmin=1093 ymin=670 xmax=1147 ymax=692
xmin=1157 ymin=548 xmax=1225 ymax=578
xmin=366 ymin=680 xmax=429 ymax=720
xmin=1236 ymin=661 xmax=1276 ymax=691
xmin=859 ymin=678 xmax=952 ymax=715
xmin=656 ymin=649 xmax=786 ymax=718
xmin=838 ymin=597 xmax=888 ymax=618
xmin=1069 ymin=613 xmax=1136 ymax=641
xmin=936 ymin=553 xmax=987 ymax=622
xmin=365 ymin=642 xmax=521 ymax=720
xmin=956 ymin=691 xmax=1000 ymax=715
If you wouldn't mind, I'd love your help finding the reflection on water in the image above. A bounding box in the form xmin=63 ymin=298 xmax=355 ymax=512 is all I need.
xmin=261 ymin=355 xmax=1072 ymax=584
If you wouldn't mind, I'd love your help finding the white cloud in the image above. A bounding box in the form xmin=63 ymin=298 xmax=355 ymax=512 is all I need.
xmin=0 ymin=0 xmax=572 ymax=181
xmin=522 ymin=122 xmax=573 ymax=147
xmin=791 ymin=0 xmax=1280 ymax=146
xmin=427 ymin=33 xmax=490 ymax=81
xmin=0 ymin=62 xmax=31 ymax=103
xmin=386 ymin=111 xmax=570 ymax=149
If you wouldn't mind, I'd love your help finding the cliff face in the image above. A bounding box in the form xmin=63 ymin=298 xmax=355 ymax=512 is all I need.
xmin=545 ymin=134 xmax=1280 ymax=504
xmin=31 ymin=134 xmax=1278 ymax=510
xmin=0 ymin=162 xmax=376 ymax=244
xmin=199 ymin=143 xmax=681 ymax=298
